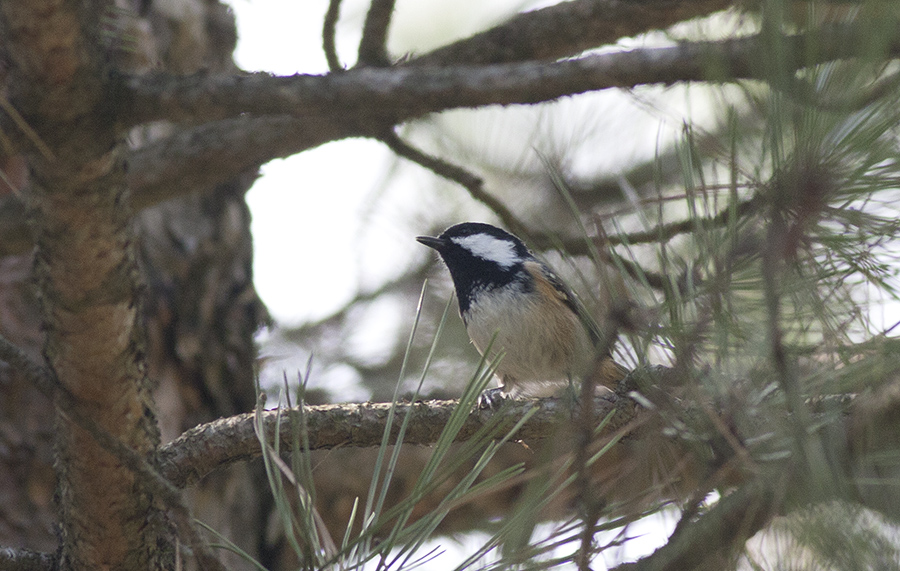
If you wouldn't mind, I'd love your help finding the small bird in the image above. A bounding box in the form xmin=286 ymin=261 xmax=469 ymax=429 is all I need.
xmin=417 ymin=222 xmax=627 ymax=407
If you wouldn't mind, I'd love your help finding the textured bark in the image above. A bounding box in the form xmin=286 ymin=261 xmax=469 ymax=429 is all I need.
xmin=0 ymin=0 xmax=170 ymax=568
xmin=156 ymin=396 xmax=622 ymax=487
xmin=155 ymin=372 xmax=900 ymax=544
xmin=32 ymin=150 xmax=165 ymax=570
xmin=0 ymin=0 xmax=266 ymax=568
xmin=0 ymin=255 xmax=56 ymax=551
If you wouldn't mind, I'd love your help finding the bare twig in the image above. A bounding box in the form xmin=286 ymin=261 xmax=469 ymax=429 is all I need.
xmin=378 ymin=128 xmax=534 ymax=239
xmin=0 ymin=334 xmax=227 ymax=571
xmin=323 ymin=0 xmax=343 ymax=72
xmin=357 ymin=0 xmax=396 ymax=66
xmin=283 ymin=258 xmax=431 ymax=341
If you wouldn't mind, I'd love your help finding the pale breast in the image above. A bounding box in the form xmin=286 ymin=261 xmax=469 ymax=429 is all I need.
xmin=464 ymin=283 xmax=593 ymax=385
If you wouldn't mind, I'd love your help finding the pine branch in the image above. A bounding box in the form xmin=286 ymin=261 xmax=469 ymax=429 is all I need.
xmin=1 ymin=24 xmax=894 ymax=261
xmin=115 ymin=23 xmax=900 ymax=129
xmin=153 ymin=366 xmax=900 ymax=538
xmin=158 ymin=395 xmax=620 ymax=488
xmin=123 ymin=115 xmax=383 ymax=210
xmin=542 ymin=195 xmax=762 ymax=254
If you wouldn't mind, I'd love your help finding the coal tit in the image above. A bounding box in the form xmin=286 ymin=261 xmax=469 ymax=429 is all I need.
xmin=417 ymin=222 xmax=626 ymax=407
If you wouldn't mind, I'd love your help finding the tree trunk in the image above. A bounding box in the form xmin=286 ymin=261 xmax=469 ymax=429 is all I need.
xmin=0 ymin=1 xmax=270 ymax=568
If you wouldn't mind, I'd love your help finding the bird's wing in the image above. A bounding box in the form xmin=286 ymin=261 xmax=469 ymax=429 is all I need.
xmin=523 ymin=260 xmax=606 ymax=348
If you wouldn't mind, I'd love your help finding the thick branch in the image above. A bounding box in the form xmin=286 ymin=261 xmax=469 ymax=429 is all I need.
xmin=118 ymin=23 xmax=900 ymax=129
xmin=125 ymin=115 xmax=382 ymax=208
xmin=0 ymin=0 xmax=175 ymax=568
xmin=2 ymin=24 xmax=896 ymax=261
xmin=156 ymin=369 xmax=900 ymax=533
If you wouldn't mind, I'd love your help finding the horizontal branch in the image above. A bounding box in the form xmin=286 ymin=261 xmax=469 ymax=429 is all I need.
xmin=125 ymin=115 xmax=382 ymax=209
xmin=2 ymin=24 xmax=898 ymax=260
xmin=157 ymin=394 xmax=627 ymax=488
xmin=155 ymin=366 xmax=900 ymax=525
xmin=118 ymin=23 xmax=900 ymax=129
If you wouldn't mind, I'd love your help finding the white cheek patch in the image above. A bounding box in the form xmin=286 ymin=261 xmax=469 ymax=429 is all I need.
xmin=452 ymin=234 xmax=519 ymax=267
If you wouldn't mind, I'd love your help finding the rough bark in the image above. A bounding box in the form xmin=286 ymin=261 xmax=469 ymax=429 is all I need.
xmin=0 ymin=0 xmax=170 ymax=567
xmin=411 ymin=0 xmax=736 ymax=65
xmin=0 ymin=0 xmax=267 ymax=568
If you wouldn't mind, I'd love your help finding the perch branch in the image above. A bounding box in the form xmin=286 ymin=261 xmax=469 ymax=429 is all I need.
xmin=157 ymin=395 xmax=624 ymax=488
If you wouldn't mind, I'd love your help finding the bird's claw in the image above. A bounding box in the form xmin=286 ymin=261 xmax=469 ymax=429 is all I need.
xmin=476 ymin=387 xmax=507 ymax=410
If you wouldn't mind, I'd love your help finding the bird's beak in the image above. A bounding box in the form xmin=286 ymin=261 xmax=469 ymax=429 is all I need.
xmin=416 ymin=235 xmax=447 ymax=251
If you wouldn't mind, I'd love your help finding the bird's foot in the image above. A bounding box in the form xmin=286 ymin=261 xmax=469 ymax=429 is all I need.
xmin=476 ymin=387 xmax=507 ymax=410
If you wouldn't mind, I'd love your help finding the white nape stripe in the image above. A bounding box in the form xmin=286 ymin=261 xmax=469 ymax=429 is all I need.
xmin=452 ymin=234 xmax=519 ymax=267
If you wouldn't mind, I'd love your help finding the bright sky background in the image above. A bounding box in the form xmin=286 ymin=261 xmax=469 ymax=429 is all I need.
xmin=228 ymin=0 xmax=390 ymax=325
